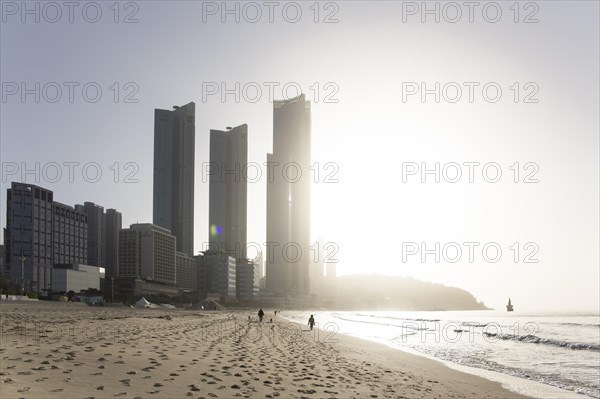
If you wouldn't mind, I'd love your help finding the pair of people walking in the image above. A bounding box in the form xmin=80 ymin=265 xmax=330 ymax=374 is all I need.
xmin=256 ymin=308 xmax=315 ymax=331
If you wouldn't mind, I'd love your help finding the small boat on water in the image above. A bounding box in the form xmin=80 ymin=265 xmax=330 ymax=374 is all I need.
xmin=506 ymin=297 xmax=514 ymax=312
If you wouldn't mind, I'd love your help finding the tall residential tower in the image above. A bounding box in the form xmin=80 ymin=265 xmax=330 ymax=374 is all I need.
xmin=103 ymin=208 xmax=122 ymax=279
xmin=153 ymin=102 xmax=195 ymax=256
xmin=266 ymin=94 xmax=311 ymax=297
xmin=208 ymin=124 xmax=248 ymax=260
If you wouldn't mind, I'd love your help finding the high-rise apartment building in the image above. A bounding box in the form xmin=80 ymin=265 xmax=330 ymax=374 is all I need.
xmin=208 ymin=124 xmax=248 ymax=260
xmin=266 ymin=94 xmax=311 ymax=297
xmin=76 ymin=202 xmax=104 ymax=267
xmin=153 ymin=102 xmax=195 ymax=256
xmin=74 ymin=203 xmax=122 ymax=279
xmin=104 ymin=208 xmax=122 ymax=279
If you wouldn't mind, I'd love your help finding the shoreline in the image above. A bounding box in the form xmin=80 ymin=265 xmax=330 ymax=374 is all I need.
xmin=282 ymin=312 xmax=592 ymax=399
xmin=325 ymin=329 xmax=583 ymax=399
xmin=287 ymin=318 xmax=535 ymax=399
xmin=1 ymin=302 xmax=535 ymax=398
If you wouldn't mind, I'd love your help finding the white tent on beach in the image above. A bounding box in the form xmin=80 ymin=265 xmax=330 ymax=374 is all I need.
xmin=135 ymin=297 xmax=151 ymax=308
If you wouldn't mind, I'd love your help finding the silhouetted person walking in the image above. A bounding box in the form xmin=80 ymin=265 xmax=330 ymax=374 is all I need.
xmin=258 ymin=308 xmax=264 ymax=322
xmin=308 ymin=315 xmax=315 ymax=330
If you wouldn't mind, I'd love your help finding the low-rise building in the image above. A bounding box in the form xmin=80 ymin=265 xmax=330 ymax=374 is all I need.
xmin=176 ymin=251 xmax=197 ymax=291
xmin=118 ymin=223 xmax=176 ymax=285
xmin=111 ymin=277 xmax=180 ymax=299
xmin=198 ymin=250 xmax=236 ymax=302
xmin=236 ymin=259 xmax=260 ymax=301
xmin=51 ymin=264 xmax=104 ymax=293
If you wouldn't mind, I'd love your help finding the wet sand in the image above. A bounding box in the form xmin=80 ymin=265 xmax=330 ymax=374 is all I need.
xmin=0 ymin=301 xmax=532 ymax=398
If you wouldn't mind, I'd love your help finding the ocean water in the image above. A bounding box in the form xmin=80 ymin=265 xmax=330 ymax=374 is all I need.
xmin=283 ymin=310 xmax=600 ymax=398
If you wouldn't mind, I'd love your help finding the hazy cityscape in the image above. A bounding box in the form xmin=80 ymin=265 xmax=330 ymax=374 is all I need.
xmin=2 ymin=95 xmax=340 ymax=308
xmin=1 ymin=1 xmax=598 ymax=399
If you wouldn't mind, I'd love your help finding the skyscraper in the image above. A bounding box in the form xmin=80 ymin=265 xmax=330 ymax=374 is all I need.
xmin=153 ymin=102 xmax=195 ymax=256
xmin=266 ymin=94 xmax=311 ymax=297
xmin=77 ymin=202 xmax=104 ymax=267
xmin=208 ymin=124 xmax=248 ymax=260
xmin=75 ymin=203 xmax=122 ymax=279
xmin=104 ymin=208 xmax=122 ymax=279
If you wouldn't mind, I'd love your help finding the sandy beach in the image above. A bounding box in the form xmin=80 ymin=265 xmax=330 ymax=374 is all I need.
xmin=0 ymin=302 xmax=532 ymax=399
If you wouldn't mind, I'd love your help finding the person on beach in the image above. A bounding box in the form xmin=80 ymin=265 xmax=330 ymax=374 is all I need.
xmin=308 ymin=315 xmax=315 ymax=330
xmin=258 ymin=308 xmax=264 ymax=322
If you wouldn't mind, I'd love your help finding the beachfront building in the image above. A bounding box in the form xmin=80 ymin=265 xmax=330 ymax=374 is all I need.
xmin=52 ymin=202 xmax=88 ymax=266
xmin=118 ymin=224 xmax=176 ymax=285
xmin=236 ymin=259 xmax=260 ymax=301
xmin=266 ymin=94 xmax=311 ymax=298
xmin=195 ymin=254 xmax=209 ymax=300
xmin=4 ymin=182 xmax=92 ymax=293
xmin=208 ymin=124 xmax=248 ymax=260
xmin=51 ymin=263 xmax=103 ymax=293
xmin=4 ymin=183 xmax=55 ymax=292
xmin=198 ymin=250 xmax=236 ymax=302
xmin=104 ymin=208 xmax=122 ymax=279
xmin=73 ymin=203 xmax=122 ymax=280
xmin=76 ymin=202 xmax=104 ymax=267
xmin=176 ymin=251 xmax=197 ymax=291
xmin=3 ymin=182 xmax=123 ymax=295
xmin=153 ymin=102 xmax=196 ymax=256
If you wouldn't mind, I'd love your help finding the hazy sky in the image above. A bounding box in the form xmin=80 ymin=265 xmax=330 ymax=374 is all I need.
xmin=1 ymin=1 xmax=598 ymax=312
